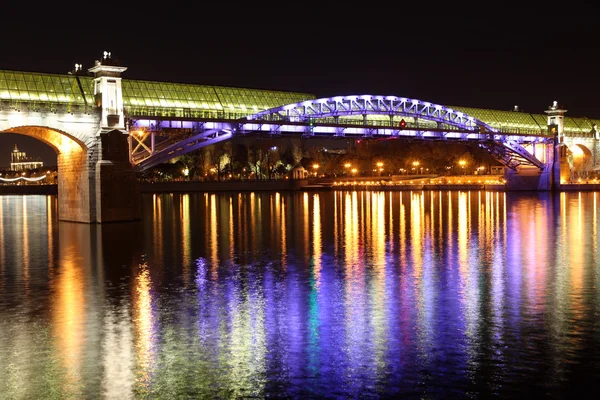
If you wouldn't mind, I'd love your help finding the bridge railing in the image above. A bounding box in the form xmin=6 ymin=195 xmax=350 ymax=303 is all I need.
xmin=563 ymin=129 xmax=597 ymax=138
xmin=125 ymin=107 xmax=251 ymax=120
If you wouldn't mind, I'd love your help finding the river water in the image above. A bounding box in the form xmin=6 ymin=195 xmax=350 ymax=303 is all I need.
xmin=0 ymin=191 xmax=599 ymax=399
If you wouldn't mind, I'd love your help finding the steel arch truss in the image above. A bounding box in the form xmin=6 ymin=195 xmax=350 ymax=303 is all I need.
xmin=129 ymin=95 xmax=548 ymax=171
xmin=248 ymin=94 xmax=495 ymax=133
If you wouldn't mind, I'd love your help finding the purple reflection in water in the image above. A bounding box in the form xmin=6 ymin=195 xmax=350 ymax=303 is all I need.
xmin=2 ymin=192 xmax=600 ymax=398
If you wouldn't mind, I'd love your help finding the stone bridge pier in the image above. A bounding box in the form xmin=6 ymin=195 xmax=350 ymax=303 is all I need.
xmin=0 ymin=55 xmax=140 ymax=223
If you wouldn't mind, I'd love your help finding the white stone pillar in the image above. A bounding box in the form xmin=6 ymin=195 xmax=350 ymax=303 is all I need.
xmin=544 ymin=100 xmax=567 ymax=142
xmin=88 ymin=52 xmax=128 ymax=131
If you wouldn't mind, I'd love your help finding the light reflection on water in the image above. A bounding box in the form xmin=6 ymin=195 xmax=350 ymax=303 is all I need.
xmin=1 ymin=191 xmax=600 ymax=398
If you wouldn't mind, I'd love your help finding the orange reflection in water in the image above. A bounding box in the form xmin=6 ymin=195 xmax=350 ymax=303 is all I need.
xmin=399 ymin=193 xmax=407 ymax=265
xmin=457 ymin=191 xmax=481 ymax=347
xmin=344 ymin=192 xmax=359 ymax=268
xmin=312 ymin=194 xmax=322 ymax=287
xmin=372 ymin=192 xmax=386 ymax=269
xmin=250 ymin=192 xmax=262 ymax=253
xmin=52 ymin=230 xmax=86 ymax=396
xmin=22 ymin=197 xmax=29 ymax=291
xmin=47 ymin=196 xmax=55 ymax=273
xmin=566 ymin=193 xmax=586 ymax=316
xmin=238 ymin=194 xmax=248 ymax=255
xmin=457 ymin=192 xmax=470 ymax=277
xmin=486 ymin=192 xmax=507 ymax=333
xmin=410 ymin=192 xmax=424 ymax=279
xmin=133 ymin=264 xmax=156 ymax=393
xmin=209 ymin=194 xmax=219 ymax=279
xmin=522 ymin=195 xmax=549 ymax=313
xmin=181 ymin=194 xmax=191 ymax=281
xmin=341 ymin=191 xmax=368 ymax=381
xmin=370 ymin=192 xmax=388 ymax=377
xmin=152 ymin=195 xmax=163 ymax=262
xmin=280 ymin=194 xmax=287 ymax=266
xmin=303 ymin=193 xmax=310 ymax=263
xmin=410 ymin=191 xmax=434 ymax=352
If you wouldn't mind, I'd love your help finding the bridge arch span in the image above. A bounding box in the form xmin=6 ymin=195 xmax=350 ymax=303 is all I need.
xmin=2 ymin=125 xmax=88 ymax=154
xmin=247 ymin=94 xmax=498 ymax=133
xmin=1 ymin=125 xmax=93 ymax=222
xmin=567 ymin=143 xmax=594 ymax=172
xmin=135 ymin=94 xmax=546 ymax=172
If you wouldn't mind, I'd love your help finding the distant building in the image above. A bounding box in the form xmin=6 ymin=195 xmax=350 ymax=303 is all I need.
xmin=10 ymin=144 xmax=43 ymax=171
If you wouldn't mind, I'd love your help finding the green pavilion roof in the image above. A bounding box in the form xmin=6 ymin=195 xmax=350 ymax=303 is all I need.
xmin=0 ymin=70 xmax=91 ymax=104
xmin=451 ymin=105 xmax=600 ymax=136
xmin=1 ymin=69 xmax=598 ymax=135
xmin=121 ymin=79 xmax=313 ymax=113
xmin=0 ymin=70 xmax=314 ymax=118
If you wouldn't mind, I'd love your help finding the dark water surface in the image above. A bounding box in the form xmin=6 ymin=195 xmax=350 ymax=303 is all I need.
xmin=0 ymin=191 xmax=599 ymax=399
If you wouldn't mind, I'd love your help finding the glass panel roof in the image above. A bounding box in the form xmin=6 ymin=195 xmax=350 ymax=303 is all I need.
xmin=451 ymin=105 xmax=600 ymax=136
xmin=122 ymin=79 xmax=314 ymax=115
xmin=563 ymin=116 xmax=593 ymax=134
xmin=0 ymin=70 xmax=91 ymax=104
xmin=2 ymin=69 xmax=599 ymax=135
xmin=451 ymin=106 xmax=545 ymax=133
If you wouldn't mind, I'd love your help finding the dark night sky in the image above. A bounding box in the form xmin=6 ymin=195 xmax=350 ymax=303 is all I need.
xmin=1 ymin=8 xmax=599 ymax=167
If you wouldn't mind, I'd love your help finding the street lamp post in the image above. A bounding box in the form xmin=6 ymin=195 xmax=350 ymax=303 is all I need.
xmin=412 ymin=161 xmax=420 ymax=175
xmin=459 ymin=160 xmax=466 ymax=175
xmin=312 ymin=163 xmax=320 ymax=177
xmin=344 ymin=162 xmax=352 ymax=177
xmin=376 ymin=162 xmax=383 ymax=177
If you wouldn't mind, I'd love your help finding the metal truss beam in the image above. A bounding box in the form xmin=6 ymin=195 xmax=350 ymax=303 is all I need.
xmin=247 ymin=95 xmax=496 ymax=133
xmin=130 ymin=95 xmax=552 ymax=171
xmin=134 ymin=126 xmax=234 ymax=171
xmin=478 ymin=139 xmax=548 ymax=170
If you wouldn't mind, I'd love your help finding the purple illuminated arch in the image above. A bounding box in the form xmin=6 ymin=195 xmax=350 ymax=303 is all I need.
xmin=247 ymin=95 xmax=497 ymax=132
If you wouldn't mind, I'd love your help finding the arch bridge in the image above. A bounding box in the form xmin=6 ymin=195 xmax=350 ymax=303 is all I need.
xmin=131 ymin=95 xmax=554 ymax=172
xmin=2 ymin=55 xmax=599 ymax=222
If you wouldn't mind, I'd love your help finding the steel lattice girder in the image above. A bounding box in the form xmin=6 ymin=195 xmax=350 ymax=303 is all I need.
xmin=131 ymin=95 xmax=552 ymax=170
xmin=134 ymin=128 xmax=233 ymax=171
xmin=478 ymin=139 xmax=549 ymax=170
xmin=248 ymin=95 xmax=497 ymax=132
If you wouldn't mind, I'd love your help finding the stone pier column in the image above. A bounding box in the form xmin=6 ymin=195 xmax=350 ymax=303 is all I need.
xmin=89 ymin=53 xmax=140 ymax=223
xmin=95 ymin=131 xmax=141 ymax=223
xmin=57 ymin=148 xmax=94 ymax=223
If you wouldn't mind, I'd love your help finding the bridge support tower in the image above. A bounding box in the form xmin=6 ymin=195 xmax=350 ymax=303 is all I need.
xmin=87 ymin=55 xmax=140 ymax=223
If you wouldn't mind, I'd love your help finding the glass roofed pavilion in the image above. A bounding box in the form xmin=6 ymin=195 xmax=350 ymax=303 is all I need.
xmin=0 ymin=69 xmax=315 ymax=120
